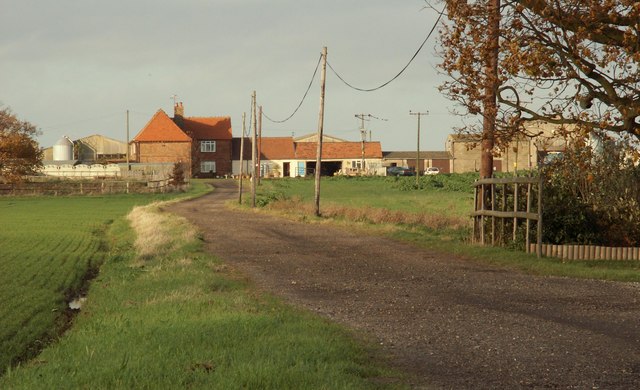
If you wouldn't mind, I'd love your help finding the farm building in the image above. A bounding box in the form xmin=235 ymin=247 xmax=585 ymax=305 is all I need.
xmin=445 ymin=122 xmax=569 ymax=173
xmin=382 ymin=151 xmax=452 ymax=174
xmin=40 ymin=135 xmax=129 ymax=178
xmin=131 ymin=103 xmax=233 ymax=177
xmin=232 ymin=134 xmax=384 ymax=177
xmin=42 ymin=134 xmax=127 ymax=163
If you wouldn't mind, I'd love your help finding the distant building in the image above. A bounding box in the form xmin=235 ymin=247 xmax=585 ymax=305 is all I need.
xmin=131 ymin=103 xmax=233 ymax=177
xmin=382 ymin=151 xmax=452 ymax=174
xmin=446 ymin=122 xmax=569 ymax=173
xmin=232 ymin=134 xmax=384 ymax=177
xmin=42 ymin=134 xmax=127 ymax=163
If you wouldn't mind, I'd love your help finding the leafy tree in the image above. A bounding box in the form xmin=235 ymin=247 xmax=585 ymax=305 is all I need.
xmin=0 ymin=107 xmax=42 ymax=182
xmin=438 ymin=0 xmax=640 ymax=165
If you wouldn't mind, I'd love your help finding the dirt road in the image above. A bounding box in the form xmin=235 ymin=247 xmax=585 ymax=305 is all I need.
xmin=169 ymin=180 xmax=640 ymax=389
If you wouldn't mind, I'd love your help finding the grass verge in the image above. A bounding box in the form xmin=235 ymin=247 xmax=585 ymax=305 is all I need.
xmin=0 ymin=199 xmax=403 ymax=389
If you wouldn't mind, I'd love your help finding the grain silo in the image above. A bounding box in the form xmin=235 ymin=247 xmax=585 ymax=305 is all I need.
xmin=53 ymin=136 xmax=74 ymax=161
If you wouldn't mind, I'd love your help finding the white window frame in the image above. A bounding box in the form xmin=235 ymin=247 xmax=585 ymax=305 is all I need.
xmin=200 ymin=140 xmax=216 ymax=153
xmin=351 ymin=160 xmax=362 ymax=169
xmin=200 ymin=161 xmax=216 ymax=173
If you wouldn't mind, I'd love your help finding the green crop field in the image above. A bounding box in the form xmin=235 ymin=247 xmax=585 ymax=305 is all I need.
xmin=0 ymin=187 xmax=204 ymax=372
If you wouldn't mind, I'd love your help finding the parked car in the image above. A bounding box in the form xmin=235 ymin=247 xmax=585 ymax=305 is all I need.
xmin=425 ymin=167 xmax=440 ymax=175
xmin=387 ymin=166 xmax=415 ymax=176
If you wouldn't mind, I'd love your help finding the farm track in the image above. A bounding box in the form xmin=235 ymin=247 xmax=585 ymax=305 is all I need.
xmin=169 ymin=179 xmax=640 ymax=389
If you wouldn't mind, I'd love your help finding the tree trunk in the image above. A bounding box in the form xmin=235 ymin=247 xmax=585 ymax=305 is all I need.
xmin=480 ymin=0 xmax=500 ymax=179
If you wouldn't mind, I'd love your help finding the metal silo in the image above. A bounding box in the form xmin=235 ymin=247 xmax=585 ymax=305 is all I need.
xmin=53 ymin=136 xmax=74 ymax=161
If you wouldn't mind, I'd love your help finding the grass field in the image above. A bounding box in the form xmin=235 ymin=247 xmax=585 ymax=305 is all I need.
xmin=1 ymin=199 xmax=400 ymax=389
xmin=256 ymin=175 xmax=475 ymax=218
xmin=0 ymin=184 xmax=208 ymax=373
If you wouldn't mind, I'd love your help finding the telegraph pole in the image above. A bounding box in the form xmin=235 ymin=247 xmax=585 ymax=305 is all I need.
xmin=410 ymin=110 xmax=428 ymax=187
xmin=258 ymin=105 xmax=263 ymax=184
xmin=355 ymin=114 xmax=367 ymax=173
xmin=238 ymin=112 xmax=246 ymax=204
xmin=314 ymin=46 xmax=327 ymax=217
xmin=126 ymin=109 xmax=130 ymax=171
xmin=355 ymin=113 xmax=387 ymax=175
xmin=251 ymin=91 xmax=257 ymax=208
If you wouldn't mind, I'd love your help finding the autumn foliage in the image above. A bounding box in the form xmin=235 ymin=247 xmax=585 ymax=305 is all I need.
xmin=438 ymin=0 xmax=640 ymax=145
xmin=0 ymin=108 xmax=42 ymax=182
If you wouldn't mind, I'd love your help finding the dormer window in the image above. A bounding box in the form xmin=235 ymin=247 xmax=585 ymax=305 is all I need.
xmin=201 ymin=140 xmax=216 ymax=152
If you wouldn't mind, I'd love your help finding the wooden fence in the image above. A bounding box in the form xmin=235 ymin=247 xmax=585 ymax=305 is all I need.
xmin=0 ymin=178 xmax=172 ymax=196
xmin=529 ymin=244 xmax=640 ymax=261
xmin=472 ymin=176 xmax=640 ymax=261
xmin=472 ymin=177 xmax=542 ymax=257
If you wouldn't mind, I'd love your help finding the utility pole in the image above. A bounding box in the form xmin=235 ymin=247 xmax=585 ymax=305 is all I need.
xmin=314 ymin=46 xmax=327 ymax=217
xmin=258 ymin=105 xmax=262 ymax=184
xmin=126 ymin=109 xmax=130 ymax=171
xmin=355 ymin=113 xmax=387 ymax=175
xmin=251 ymin=91 xmax=257 ymax=208
xmin=410 ymin=111 xmax=429 ymax=187
xmin=355 ymin=114 xmax=367 ymax=174
xmin=238 ymin=112 xmax=246 ymax=204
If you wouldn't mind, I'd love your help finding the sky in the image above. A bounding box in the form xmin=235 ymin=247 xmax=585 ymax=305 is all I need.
xmin=0 ymin=0 xmax=466 ymax=152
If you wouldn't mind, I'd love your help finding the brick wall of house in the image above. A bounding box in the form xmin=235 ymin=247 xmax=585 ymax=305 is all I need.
xmin=136 ymin=142 xmax=192 ymax=165
xmin=192 ymin=139 xmax=233 ymax=177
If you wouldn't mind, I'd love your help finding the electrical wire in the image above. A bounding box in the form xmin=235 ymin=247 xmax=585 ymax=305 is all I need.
xmin=327 ymin=7 xmax=445 ymax=92
xmin=262 ymin=54 xmax=323 ymax=124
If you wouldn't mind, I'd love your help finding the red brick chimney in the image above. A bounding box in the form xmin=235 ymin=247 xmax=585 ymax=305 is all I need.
xmin=173 ymin=102 xmax=185 ymax=129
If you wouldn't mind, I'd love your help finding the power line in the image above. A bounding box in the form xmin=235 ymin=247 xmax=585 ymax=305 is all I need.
xmin=262 ymin=54 xmax=323 ymax=124
xmin=326 ymin=7 xmax=445 ymax=92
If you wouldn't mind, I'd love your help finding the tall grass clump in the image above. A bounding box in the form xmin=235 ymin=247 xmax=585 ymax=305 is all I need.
xmin=1 ymin=201 xmax=402 ymax=389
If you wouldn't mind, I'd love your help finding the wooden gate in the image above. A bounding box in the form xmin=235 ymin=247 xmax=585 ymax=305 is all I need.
xmin=472 ymin=177 xmax=543 ymax=257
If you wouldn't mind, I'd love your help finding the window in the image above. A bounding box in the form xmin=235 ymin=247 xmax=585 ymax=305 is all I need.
xmin=351 ymin=160 xmax=362 ymax=169
xmin=200 ymin=140 xmax=216 ymax=153
xmin=201 ymin=161 xmax=216 ymax=173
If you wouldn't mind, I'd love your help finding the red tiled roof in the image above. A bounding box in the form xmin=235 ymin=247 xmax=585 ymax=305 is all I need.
xmin=232 ymin=137 xmax=295 ymax=160
xmin=133 ymin=110 xmax=191 ymax=142
xmin=183 ymin=117 xmax=232 ymax=140
xmin=260 ymin=137 xmax=295 ymax=160
xmin=295 ymin=142 xmax=383 ymax=159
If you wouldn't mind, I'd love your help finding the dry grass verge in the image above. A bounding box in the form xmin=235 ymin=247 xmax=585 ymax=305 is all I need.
xmin=127 ymin=202 xmax=197 ymax=261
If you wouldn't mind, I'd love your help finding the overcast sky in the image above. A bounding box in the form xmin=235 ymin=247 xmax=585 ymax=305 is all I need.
xmin=0 ymin=0 xmax=464 ymax=152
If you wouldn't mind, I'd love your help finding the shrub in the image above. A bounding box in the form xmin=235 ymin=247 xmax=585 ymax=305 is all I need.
xmin=541 ymin=138 xmax=640 ymax=246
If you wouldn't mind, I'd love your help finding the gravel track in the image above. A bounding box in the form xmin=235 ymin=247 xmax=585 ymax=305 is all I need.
xmin=168 ymin=180 xmax=640 ymax=389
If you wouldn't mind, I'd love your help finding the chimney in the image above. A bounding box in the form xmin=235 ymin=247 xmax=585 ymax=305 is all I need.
xmin=173 ymin=102 xmax=185 ymax=129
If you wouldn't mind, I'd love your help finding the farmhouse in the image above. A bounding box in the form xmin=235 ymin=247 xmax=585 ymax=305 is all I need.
xmin=232 ymin=134 xmax=384 ymax=177
xmin=131 ymin=103 xmax=232 ymax=177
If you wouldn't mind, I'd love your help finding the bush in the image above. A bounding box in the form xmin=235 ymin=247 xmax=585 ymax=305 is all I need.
xmin=541 ymin=138 xmax=640 ymax=246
